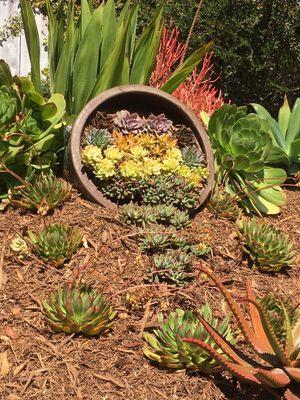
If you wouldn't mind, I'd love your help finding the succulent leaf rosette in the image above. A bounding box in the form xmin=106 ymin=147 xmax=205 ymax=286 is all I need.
xmin=208 ymin=104 xmax=287 ymax=215
xmin=81 ymin=111 xmax=208 ymax=210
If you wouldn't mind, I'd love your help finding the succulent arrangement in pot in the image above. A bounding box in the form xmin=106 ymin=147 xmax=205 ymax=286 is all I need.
xmin=81 ymin=110 xmax=209 ymax=211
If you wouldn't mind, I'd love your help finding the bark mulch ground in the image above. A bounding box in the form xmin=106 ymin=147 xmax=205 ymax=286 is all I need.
xmin=0 ymin=189 xmax=299 ymax=400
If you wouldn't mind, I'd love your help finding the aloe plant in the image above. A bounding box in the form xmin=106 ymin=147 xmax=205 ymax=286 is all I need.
xmin=184 ymin=266 xmax=300 ymax=400
xmin=20 ymin=0 xmax=212 ymax=116
xmin=252 ymin=96 xmax=300 ymax=175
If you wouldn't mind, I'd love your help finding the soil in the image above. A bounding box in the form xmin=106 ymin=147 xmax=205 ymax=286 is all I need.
xmin=0 ymin=189 xmax=299 ymax=400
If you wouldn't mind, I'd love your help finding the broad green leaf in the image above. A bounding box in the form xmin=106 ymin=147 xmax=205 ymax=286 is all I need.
xmin=278 ymin=95 xmax=291 ymax=138
xmin=289 ymin=137 xmax=300 ymax=160
xmin=20 ymin=0 xmax=41 ymax=93
xmin=286 ymin=98 xmax=300 ymax=146
xmin=19 ymin=77 xmax=35 ymax=93
xmin=89 ymin=19 xmax=130 ymax=98
xmin=25 ymin=91 xmax=46 ymax=107
xmin=251 ymin=103 xmax=287 ymax=151
xmin=53 ymin=1 xmax=75 ymax=98
xmin=130 ymin=6 xmax=163 ymax=85
xmin=267 ymin=146 xmax=289 ymax=165
xmin=46 ymin=94 xmax=66 ymax=125
xmin=30 ymin=134 xmax=56 ymax=152
xmin=72 ymin=5 xmax=104 ymax=114
xmin=100 ymin=0 xmax=117 ymax=71
xmin=161 ymin=42 xmax=213 ymax=94
xmin=39 ymin=103 xmax=58 ymax=121
xmin=80 ymin=0 xmax=92 ymax=37
xmin=0 ymin=60 xmax=13 ymax=86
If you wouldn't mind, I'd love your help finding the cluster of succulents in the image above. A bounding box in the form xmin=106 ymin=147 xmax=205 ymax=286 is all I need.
xmin=9 ymin=174 xmax=72 ymax=215
xmin=143 ymin=305 xmax=237 ymax=372
xmin=42 ymin=284 xmax=116 ymax=336
xmin=238 ymin=218 xmax=295 ymax=272
xmin=81 ymin=110 xmax=208 ymax=209
xmin=26 ymin=223 xmax=84 ymax=267
xmin=208 ymin=188 xmax=241 ymax=221
xmin=121 ymin=203 xmax=190 ymax=229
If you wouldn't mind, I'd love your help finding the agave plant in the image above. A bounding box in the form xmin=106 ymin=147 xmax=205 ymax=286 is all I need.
xmin=258 ymin=293 xmax=299 ymax=342
xmin=42 ymin=284 xmax=116 ymax=335
xmin=9 ymin=174 xmax=72 ymax=215
xmin=252 ymin=96 xmax=300 ymax=175
xmin=143 ymin=305 xmax=236 ymax=372
xmin=208 ymin=188 xmax=241 ymax=221
xmin=21 ymin=0 xmax=211 ymax=116
xmin=150 ymin=249 xmax=192 ymax=285
xmin=238 ymin=218 xmax=295 ymax=272
xmin=27 ymin=223 xmax=83 ymax=266
xmin=184 ymin=266 xmax=300 ymax=400
xmin=208 ymin=104 xmax=287 ymax=215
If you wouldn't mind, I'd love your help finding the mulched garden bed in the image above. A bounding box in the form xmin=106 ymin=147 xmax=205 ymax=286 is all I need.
xmin=0 ymin=189 xmax=299 ymax=400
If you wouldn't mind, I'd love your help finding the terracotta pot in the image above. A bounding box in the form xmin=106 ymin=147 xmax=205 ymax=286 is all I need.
xmin=67 ymin=85 xmax=214 ymax=211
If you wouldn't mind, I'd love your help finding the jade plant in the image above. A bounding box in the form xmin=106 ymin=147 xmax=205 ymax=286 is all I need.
xmin=184 ymin=266 xmax=300 ymax=400
xmin=9 ymin=174 xmax=72 ymax=215
xmin=208 ymin=104 xmax=287 ymax=215
xmin=238 ymin=218 xmax=295 ymax=272
xmin=27 ymin=223 xmax=83 ymax=266
xmin=143 ymin=305 xmax=236 ymax=372
xmin=252 ymin=96 xmax=300 ymax=175
xmin=0 ymin=60 xmax=66 ymax=209
xmin=42 ymin=283 xmax=116 ymax=335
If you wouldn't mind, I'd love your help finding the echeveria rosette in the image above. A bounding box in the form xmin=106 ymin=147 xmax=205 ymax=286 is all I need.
xmin=42 ymin=284 xmax=116 ymax=336
xmin=143 ymin=306 xmax=237 ymax=372
xmin=147 ymin=113 xmax=173 ymax=134
xmin=208 ymin=104 xmax=287 ymax=215
xmin=113 ymin=110 xmax=145 ymax=134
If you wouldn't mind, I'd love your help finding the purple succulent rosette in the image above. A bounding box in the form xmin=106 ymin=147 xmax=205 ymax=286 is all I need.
xmin=113 ymin=110 xmax=145 ymax=134
xmin=147 ymin=114 xmax=173 ymax=134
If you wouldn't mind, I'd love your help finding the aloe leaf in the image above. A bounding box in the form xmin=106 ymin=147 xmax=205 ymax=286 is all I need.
xmin=89 ymin=19 xmax=130 ymax=98
xmin=278 ymin=96 xmax=291 ymax=138
xmin=53 ymin=1 xmax=75 ymax=98
xmin=127 ymin=2 xmax=139 ymax=64
xmin=80 ymin=0 xmax=92 ymax=37
xmin=130 ymin=5 xmax=163 ymax=85
xmin=46 ymin=93 xmax=66 ymax=125
xmin=100 ymin=0 xmax=117 ymax=72
xmin=255 ymin=368 xmax=291 ymax=388
xmin=0 ymin=59 xmax=13 ymax=86
xmin=286 ymin=98 xmax=300 ymax=146
xmin=161 ymin=42 xmax=213 ymax=94
xmin=20 ymin=0 xmax=41 ymax=93
xmin=251 ymin=103 xmax=287 ymax=151
xmin=72 ymin=5 xmax=104 ymax=115
xmin=289 ymin=138 xmax=300 ymax=161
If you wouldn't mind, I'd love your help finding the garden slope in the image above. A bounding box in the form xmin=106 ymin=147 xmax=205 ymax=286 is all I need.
xmin=0 ymin=190 xmax=299 ymax=400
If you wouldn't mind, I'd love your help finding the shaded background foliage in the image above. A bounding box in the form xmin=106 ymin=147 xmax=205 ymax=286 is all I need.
xmin=1 ymin=0 xmax=300 ymax=114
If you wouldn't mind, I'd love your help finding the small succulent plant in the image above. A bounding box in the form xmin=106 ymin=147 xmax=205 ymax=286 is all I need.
xmin=170 ymin=210 xmax=190 ymax=229
xmin=42 ymin=284 xmax=116 ymax=335
xmin=113 ymin=110 xmax=145 ymax=134
xmin=150 ymin=249 xmax=193 ymax=285
xmin=10 ymin=235 xmax=29 ymax=258
xmin=258 ymin=293 xmax=299 ymax=342
xmin=238 ymin=218 xmax=295 ymax=272
xmin=155 ymin=204 xmax=176 ymax=222
xmin=208 ymin=189 xmax=241 ymax=221
xmin=9 ymin=174 xmax=72 ymax=215
xmin=139 ymin=224 xmax=177 ymax=253
xmin=143 ymin=306 xmax=236 ymax=372
xmin=181 ymin=146 xmax=204 ymax=168
xmin=83 ymin=128 xmax=112 ymax=149
xmin=120 ymin=203 xmax=156 ymax=226
xmin=27 ymin=223 xmax=83 ymax=266
xmin=146 ymin=113 xmax=173 ymax=134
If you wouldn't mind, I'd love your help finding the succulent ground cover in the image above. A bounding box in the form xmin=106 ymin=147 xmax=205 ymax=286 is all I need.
xmin=0 ymin=189 xmax=299 ymax=399
xmin=81 ymin=110 xmax=209 ymax=209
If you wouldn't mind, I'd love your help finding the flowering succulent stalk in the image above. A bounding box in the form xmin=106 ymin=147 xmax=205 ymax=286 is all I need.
xmin=238 ymin=218 xmax=295 ymax=272
xmin=27 ymin=223 xmax=83 ymax=267
xmin=9 ymin=174 xmax=72 ymax=215
xmin=143 ymin=306 xmax=236 ymax=372
xmin=42 ymin=284 xmax=116 ymax=335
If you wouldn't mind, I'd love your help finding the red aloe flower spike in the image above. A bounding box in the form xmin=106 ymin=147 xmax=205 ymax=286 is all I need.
xmin=184 ymin=337 xmax=261 ymax=385
xmin=245 ymin=279 xmax=275 ymax=355
xmin=255 ymin=368 xmax=291 ymax=388
xmin=242 ymin=298 xmax=291 ymax=367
